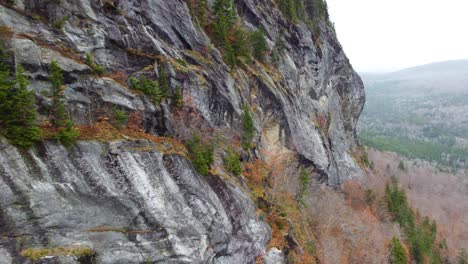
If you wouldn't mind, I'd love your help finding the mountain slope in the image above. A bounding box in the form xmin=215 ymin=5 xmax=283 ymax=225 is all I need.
xmin=0 ymin=0 xmax=365 ymax=263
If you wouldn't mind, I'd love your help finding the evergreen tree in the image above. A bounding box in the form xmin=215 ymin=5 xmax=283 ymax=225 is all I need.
xmin=212 ymin=0 xmax=237 ymax=58
xmin=0 ymin=64 xmax=41 ymax=148
xmin=250 ymin=30 xmax=268 ymax=62
xmin=224 ymin=147 xmax=242 ymax=175
xmin=231 ymin=27 xmax=252 ymax=64
xmin=188 ymin=0 xmax=208 ymax=27
xmin=241 ymin=105 xmax=255 ymax=150
xmin=278 ymin=0 xmax=298 ymax=23
xmin=390 ymin=237 xmax=408 ymax=264
xmin=159 ymin=66 xmax=170 ymax=98
xmin=213 ymin=0 xmax=237 ymax=32
xmin=50 ymin=60 xmax=68 ymax=127
xmin=299 ymin=168 xmax=311 ymax=196
xmin=223 ymin=43 xmax=238 ymax=68
xmin=172 ymin=85 xmax=184 ymax=109
xmin=187 ymin=134 xmax=214 ymax=176
xmin=386 ymin=177 xmax=442 ymax=264
xmin=48 ymin=61 xmax=79 ymax=146
xmin=130 ymin=76 xmax=163 ymax=104
xmin=54 ymin=120 xmax=80 ymax=147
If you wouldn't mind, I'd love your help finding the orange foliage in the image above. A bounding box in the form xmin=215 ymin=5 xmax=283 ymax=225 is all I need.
xmin=316 ymin=112 xmax=329 ymax=132
xmin=343 ymin=180 xmax=367 ymax=210
xmin=0 ymin=26 xmax=13 ymax=38
xmin=106 ymin=71 xmax=128 ymax=87
xmin=41 ymin=120 xmax=186 ymax=155
xmin=126 ymin=112 xmax=144 ymax=132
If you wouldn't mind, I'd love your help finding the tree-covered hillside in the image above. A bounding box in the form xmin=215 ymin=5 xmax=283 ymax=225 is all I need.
xmin=359 ymin=60 xmax=468 ymax=171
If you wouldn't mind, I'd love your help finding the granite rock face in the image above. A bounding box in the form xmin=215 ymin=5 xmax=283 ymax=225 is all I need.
xmin=0 ymin=139 xmax=270 ymax=263
xmin=0 ymin=0 xmax=365 ymax=263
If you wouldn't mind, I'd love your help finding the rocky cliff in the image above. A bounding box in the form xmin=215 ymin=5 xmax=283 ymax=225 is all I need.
xmin=0 ymin=0 xmax=365 ymax=263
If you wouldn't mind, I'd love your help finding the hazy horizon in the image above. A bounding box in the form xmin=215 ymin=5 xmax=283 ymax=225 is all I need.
xmin=326 ymin=0 xmax=468 ymax=73
xmin=357 ymin=58 xmax=468 ymax=74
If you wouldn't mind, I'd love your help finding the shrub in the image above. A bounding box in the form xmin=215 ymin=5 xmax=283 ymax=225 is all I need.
xmin=54 ymin=120 xmax=79 ymax=147
xmin=85 ymin=52 xmax=105 ymax=76
xmin=365 ymin=189 xmax=376 ymax=205
xmin=398 ymin=160 xmax=405 ymax=171
xmin=0 ymin=64 xmax=41 ymax=148
xmin=458 ymin=249 xmax=468 ymax=264
xmin=186 ymin=134 xmax=214 ymax=176
xmin=112 ymin=108 xmax=128 ymax=128
xmin=390 ymin=237 xmax=407 ymax=264
xmin=129 ymin=76 xmax=163 ymax=104
xmin=53 ymin=16 xmax=69 ymax=31
xmin=224 ymin=148 xmax=242 ymax=175
xmin=241 ymin=105 xmax=254 ymax=150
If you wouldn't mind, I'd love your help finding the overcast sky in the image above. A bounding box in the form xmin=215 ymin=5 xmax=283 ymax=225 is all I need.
xmin=326 ymin=0 xmax=468 ymax=72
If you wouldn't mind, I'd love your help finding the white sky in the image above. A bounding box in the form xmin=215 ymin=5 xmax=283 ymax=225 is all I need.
xmin=326 ymin=0 xmax=468 ymax=72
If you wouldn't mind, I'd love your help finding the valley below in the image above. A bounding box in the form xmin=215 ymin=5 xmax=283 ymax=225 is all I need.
xmin=359 ymin=60 xmax=468 ymax=171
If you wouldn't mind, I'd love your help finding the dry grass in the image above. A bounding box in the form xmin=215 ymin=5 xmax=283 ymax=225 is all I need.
xmin=0 ymin=26 xmax=13 ymax=38
xmin=21 ymin=245 xmax=94 ymax=261
xmin=15 ymin=32 xmax=84 ymax=64
xmin=41 ymin=122 xmax=187 ymax=156
xmin=184 ymin=49 xmax=214 ymax=67
xmin=243 ymin=159 xmax=269 ymax=200
xmin=104 ymin=71 xmax=128 ymax=88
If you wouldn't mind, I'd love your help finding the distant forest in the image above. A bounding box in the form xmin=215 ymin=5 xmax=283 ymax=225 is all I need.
xmin=358 ymin=60 xmax=468 ymax=171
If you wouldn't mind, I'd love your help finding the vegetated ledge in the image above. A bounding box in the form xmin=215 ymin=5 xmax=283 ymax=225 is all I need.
xmin=21 ymin=245 xmax=95 ymax=261
xmin=40 ymin=121 xmax=187 ymax=156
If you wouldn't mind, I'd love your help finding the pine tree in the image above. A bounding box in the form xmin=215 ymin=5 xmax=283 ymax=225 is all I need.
xmin=250 ymin=30 xmax=268 ymax=62
xmin=212 ymin=0 xmax=237 ymax=46
xmin=159 ymin=66 xmax=170 ymax=98
xmin=50 ymin=61 xmax=68 ymax=127
xmin=241 ymin=105 xmax=255 ymax=150
xmin=54 ymin=120 xmax=80 ymax=147
xmin=0 ymin=64 xmax=41 ymax=148
xmin=390 ymin=237 xmax=408 ymax=264
xmin=130 ymin=76 xmax=163 ymax=104
xmin=278 ymin=0 xmax=298 ymax=23
xmin=187 ymin=134 xmax=214 ymax=176
xmin=224 ymin=147 xmax=242 ymax=175
xmin=172 ymin=85 xmax=184 ymax=109
xmin=231 ymin=27 xmax=252 ymax=64
xmin=48 ymin=61 xmax=79 ymax=146
xmin=187 ymin=0 xmax=208 ymax=27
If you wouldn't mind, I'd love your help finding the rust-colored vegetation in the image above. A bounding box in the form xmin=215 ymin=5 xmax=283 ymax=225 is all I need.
xmin=41 ymin=115 xmax=186 ymax=156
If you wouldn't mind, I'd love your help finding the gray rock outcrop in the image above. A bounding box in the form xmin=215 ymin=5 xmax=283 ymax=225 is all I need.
xmin=0 ymin=0 xmax=365 ymax=263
